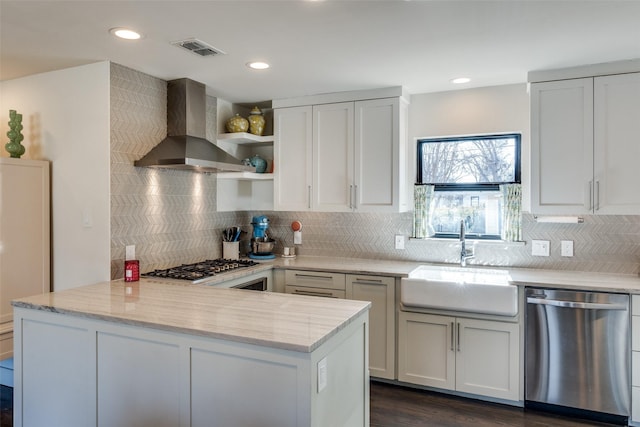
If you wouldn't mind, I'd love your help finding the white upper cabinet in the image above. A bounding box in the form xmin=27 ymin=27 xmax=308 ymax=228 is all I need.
xmin=530 ymin=71 xmax=640 ymax=214
xmin=313 ymin=102 xmax=355 ymax=212
xmin=273 ymin=106 xmax=313 ymax=211
xmin=273 ymin=88 xmax=409 ymax=212
xmin=355 ymin=97 xmax=407 ymax=212
xmin=530 ymin=78 xmax=593 ymax=214
xmin=593 ymin=73 xmax=640 ymax=214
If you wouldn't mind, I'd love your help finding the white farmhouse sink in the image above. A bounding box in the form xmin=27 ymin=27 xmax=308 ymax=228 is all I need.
xmin=401 ymin=265 xmax=518 ymax=316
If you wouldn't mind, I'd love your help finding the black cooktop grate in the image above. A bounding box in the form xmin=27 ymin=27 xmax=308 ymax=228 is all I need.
xmin=142 ymin=259 xmax=258 ymax=281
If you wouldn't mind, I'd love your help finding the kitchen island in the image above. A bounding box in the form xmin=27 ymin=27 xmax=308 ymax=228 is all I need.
xmin=11 ymin=280 xmax=371 ymax=427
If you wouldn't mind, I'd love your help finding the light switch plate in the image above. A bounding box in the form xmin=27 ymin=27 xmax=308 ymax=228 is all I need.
xmin=395 ymin=234 xmax=405 ymax=250
xmin=82 ymin=208 xmax=93 ymax=228
xmin=531 ymin=240 xmax=550 ymax=257
xmin=293 ymin=230 xmax=302 ymax=245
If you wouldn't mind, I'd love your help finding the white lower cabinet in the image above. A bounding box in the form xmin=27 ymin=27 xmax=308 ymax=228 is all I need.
xmin=346 ymin=274 xmax=396 ymax=380
xmin=15 ymin=306 xmax=369 ymax=427
xmin=283 ymin=270 xmax=396 ymax=380
xmin=631 ymin=295 xmax=640 ymax=424
xmin=398 ymin=311 xmax=519 ymax=401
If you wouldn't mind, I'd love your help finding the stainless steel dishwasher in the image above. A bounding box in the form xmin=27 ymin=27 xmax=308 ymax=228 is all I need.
xmin=525 ymin=288 xmax=630 ymax=423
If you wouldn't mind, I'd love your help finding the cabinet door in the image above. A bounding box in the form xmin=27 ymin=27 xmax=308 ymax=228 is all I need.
xmin=530 ymin=79 xmax=593 ymax=214
xmin=456 ymin=318 xmax=519 ymax=401
xmin=0 ymin=159 xmax=50 ymax=325
xmin=594 ymin=72 xmax=640 ymax=214
xmin=97 ymin=332 xmax=182 ymax=427
xmin=346 ymin=274 xmax=395 ymax=379
xmin=398 ymin=311 xmax=455 ymax=390
xmin=20 ymin=317 xmax=94 ymax=427
xmin=312 ymin=102 xmax=354 ymax=212
xmin=354 ymin=98 xmax=404 ymax=212
xmin=274 ymin=106 xmax=313 ymax=211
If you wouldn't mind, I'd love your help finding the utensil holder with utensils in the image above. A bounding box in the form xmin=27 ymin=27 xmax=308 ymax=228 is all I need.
xmin=222 ymin=241 xmax=239 ymax=260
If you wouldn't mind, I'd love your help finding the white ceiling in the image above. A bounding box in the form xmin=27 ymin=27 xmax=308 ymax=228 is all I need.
xmin=1 ymin=1 xmax=639 ymax=103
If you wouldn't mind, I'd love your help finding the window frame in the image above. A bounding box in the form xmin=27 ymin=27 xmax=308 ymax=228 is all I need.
xmin=416 ymin=133 xmax=522 ymax=240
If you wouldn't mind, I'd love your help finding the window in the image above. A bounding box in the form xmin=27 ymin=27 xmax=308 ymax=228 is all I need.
xmin=416 ymin=133 xmax=521 ymax=240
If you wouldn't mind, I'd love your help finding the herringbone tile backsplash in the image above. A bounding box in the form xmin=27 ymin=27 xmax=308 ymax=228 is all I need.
xmin=110 ymin=63 xmax=640 ymax=278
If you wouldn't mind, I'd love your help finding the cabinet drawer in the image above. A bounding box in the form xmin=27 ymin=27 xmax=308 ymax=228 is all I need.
xmin=285 ymin=285 xmax=346 ymax=299
xmin=284 ymin=270 xmax=346 ymax=290
xmin=633 ymin=386 xmax=640 ymax=422
xmin=632 ymin=295 xmax=640 ymax=315
xmin=633 ymin=352 xmax=640 ymax=386
xmin=634 ymin=317 xmax=640 ymax=352
xmin=347 ymin=274 xmax=394 ymax=288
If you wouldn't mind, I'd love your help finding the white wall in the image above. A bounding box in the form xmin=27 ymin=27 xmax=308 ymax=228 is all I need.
xmin=0 ymin=62 xmax=111 ymax=290
xmin=408 ymin=83 xmax=531 ymax=210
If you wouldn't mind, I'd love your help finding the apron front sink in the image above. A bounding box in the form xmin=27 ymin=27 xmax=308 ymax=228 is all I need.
xmin=401 ymin=265 xmax=518 ymax=316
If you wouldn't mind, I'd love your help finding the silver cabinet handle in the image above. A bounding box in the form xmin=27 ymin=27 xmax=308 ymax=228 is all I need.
xmin=292 ymin=289 xmax=338 ymax=298
xmin=353 ymin=184 xmax=358 ymax=210
xmin=349 ymin=184 xmax=353 ymax=209
xmin=354 ymin=277 xmax=382 ymax=285
xmin=308 ymin=186 xmax=311 ymax=209
xmin=294 ymin=273 xmax=333 ymax=281
xmin=457 ymin=322 xmax=461 ymax=352
xmin=527 ymin=297 xmax=627 ymax=310
xmin=595 ymin=180 xmax=600 ymax=211
xmin=450 ymin=322 xmax=455 ymax=351
xmin=588 ymin=180 xmax=593 ymax=211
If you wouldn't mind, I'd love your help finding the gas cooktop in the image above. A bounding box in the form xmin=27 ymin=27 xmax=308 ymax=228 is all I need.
xmin=142 ymin=259 xmax=259 ymax=284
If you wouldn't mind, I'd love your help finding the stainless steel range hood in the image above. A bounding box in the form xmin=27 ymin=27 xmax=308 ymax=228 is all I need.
xmin=135 ymin=78 xmax=254 ymax=173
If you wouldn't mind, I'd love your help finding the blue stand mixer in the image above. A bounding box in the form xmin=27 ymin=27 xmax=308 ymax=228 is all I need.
xmin=249 ymin=215 xmax=276 ymax=259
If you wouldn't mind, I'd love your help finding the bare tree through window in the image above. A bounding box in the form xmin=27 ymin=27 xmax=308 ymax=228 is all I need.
xmin=417 ymin=134 xmax=521 ymax=238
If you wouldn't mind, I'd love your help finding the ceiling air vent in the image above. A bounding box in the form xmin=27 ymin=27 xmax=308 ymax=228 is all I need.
xmin=171 ymin=38 xmax=226 ymax=57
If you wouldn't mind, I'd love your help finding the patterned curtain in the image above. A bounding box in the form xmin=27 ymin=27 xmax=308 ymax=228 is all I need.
xmin=500 ymin=183 xmax=522 ymax=242
xmin=413 ymin=184 xmax=435 ymax=238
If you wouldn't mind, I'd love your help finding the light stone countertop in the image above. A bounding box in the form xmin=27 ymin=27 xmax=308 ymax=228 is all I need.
xmin=12 ymin=256 xmax=640 ymax=355
xmin=267 ymin=255 xmax=640 ymax=293
xmin=136 ymin=254 xmax=640 ymax=293
xmin=12 ymin=280 xmax=370 ymax=353
xmin=269 ymin=255 xmax=419 ymax=277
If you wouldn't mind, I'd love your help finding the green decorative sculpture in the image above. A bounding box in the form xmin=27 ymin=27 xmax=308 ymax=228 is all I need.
xmin=5 ymin=109 xmax=26 ymax=158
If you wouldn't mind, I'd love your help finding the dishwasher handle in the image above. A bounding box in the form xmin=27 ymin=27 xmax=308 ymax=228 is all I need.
xmin=527 ymin=297 xmax=628 ymax=310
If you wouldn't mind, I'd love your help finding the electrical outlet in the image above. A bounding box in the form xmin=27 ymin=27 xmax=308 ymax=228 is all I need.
xmin=293 ymin=230 xmax=302 ymax=245
xmin=125 ymin=245 xmax=136 ymax=261
xmin=531 ymin=240 xmax=550 ymax=257
xmin=395 ymin=234 xmax=405 ymax=250
xmin=561 ymin=240 xmax=574 ymax=257
xmin=317 ymin=357 xmax=327 ymax=392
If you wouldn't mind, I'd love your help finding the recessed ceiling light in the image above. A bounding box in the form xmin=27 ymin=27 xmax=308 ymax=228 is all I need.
xmin=109 ymin=27 xmax=142 ymax=40
xmin=247 ymin=62 xmax=270 ymax=70
xmin=451 ymin=77 xmax=471 ymax=84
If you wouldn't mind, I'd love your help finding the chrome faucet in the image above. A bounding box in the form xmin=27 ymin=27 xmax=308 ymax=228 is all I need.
xmin=460 ymin=219 xmax=475 ymax=267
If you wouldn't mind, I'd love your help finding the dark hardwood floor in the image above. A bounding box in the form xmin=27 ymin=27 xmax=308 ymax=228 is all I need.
xmin=0 ymin=382 xmax=623 ymax=426
xmin=0 ymin=385 xmax=12 ymax=427
xmin=370 ymin=381 xmax=620 ymax=427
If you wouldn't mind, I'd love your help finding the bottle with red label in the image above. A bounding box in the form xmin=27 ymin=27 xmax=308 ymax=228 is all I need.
xmin=124 ymin=260 xmax=139 ymax=282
